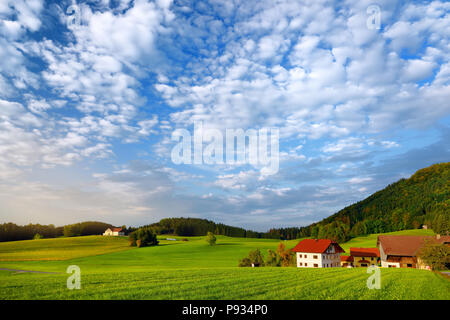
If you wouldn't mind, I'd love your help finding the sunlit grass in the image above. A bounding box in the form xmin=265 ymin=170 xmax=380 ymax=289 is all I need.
xmin=0 ymin=267 xmax=448 ymax=300
xmin=0 ymin=229 xmax=446 ymax=300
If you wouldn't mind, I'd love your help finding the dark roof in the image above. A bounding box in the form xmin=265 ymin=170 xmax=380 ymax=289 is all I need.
xmin=292 ymin=239 xmax=345 ymax=254
xmin=350 ymin=247 xmax=380 ymax=257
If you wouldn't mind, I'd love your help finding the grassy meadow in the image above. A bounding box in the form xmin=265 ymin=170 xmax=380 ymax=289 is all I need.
xmin=0 ymin=229 xmax=448 ymax=300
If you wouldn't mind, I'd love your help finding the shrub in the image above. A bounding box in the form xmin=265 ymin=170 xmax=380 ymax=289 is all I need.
xmin=276 ymin=243 xmax=294 ymax=267
xmin=239 ymin=249 xmax=265 ymax=267
xmin=238 ymin=257 xmax=252 ymax=267
xmin=205 ymin=232 xmax=216 ymax=246
xmin=128 ymin=232 xmax=137 ymax=247
xmin=248 ymin=249 xmax=265 ymax=266
xmin=418 ymin=240 xmax=450 ymax=270
xmin=129 ymin=228 xmax=159 ymax=248
xmin=265 ymin=249 xmax=280 ymax=266
xmin=33 ymin=233 xmax=43 ymax=240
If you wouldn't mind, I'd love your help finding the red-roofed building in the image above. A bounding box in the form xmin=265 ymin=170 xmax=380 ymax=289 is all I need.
xmin=350 ymin=247 xmax=380 ymax=267
xmin=103 ymin=227 xmax=124 ymax=236
xmin=340 ymin=255 xmax=354 ymax=268
xmin=292 ymin=239 xmax=345 ymax=268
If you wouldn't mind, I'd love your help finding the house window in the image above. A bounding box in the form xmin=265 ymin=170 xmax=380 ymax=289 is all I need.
xmin=407 ymin=264 xmax=412 ymax=268
xmin=304 ymin=255 xmax=307 ymax=259
xmin=313 ymin=255 xmax=318 ymax=259
xmin=305 ymin=263 xmax=307 ymax=266
xmin=299 ymin=262 xmax=303 ymax=266
xmin=314 ymin=264 xmax=318 ymax=268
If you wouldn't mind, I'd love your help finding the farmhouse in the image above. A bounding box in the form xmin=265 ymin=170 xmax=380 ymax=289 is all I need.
xmin=103 ymin=227 xmax=124 ymax=236
xmin=340 ymin=255 xmax=354 ymax=267
xmin=292 ymin=239 xmax=345 ymax=268
xmin=350 ymin=247 xmax=380 ymax=267
xmin=377 ymin=234 xmax=450 ymax=269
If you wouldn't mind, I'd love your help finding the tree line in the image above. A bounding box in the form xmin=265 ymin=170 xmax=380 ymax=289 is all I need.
xmin=0 ymin=221 xmax=115 ymax=242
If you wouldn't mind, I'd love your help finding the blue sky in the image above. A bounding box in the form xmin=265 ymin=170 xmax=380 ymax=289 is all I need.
xmin=0 ymin=0 xmax=449 ymax=231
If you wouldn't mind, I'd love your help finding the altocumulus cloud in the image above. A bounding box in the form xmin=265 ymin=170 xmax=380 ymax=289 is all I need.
xmin=0 ymin=0 xmax=449 ymax=230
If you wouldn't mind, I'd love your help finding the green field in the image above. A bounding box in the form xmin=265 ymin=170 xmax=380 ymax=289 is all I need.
xmin=0 ymin=230 xmax=448 ymax=300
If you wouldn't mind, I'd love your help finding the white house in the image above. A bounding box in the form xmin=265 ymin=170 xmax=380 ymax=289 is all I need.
xmin=103 ymin=227 xmax=125 ymax=236
xmin=292 ymin=239 xmax=345 ymax=268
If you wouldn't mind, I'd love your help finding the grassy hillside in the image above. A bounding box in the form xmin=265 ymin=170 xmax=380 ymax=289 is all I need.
xmin=0 ymin=235 xmax=295 ymax=271
xmin=0 ymin=235 xmax=130 ymax=261
xmin=0 ymin=229 xmax=448 ymax=300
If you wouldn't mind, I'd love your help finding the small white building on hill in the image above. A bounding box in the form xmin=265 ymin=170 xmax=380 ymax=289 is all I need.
xmin=103 ymin=227 xmax=124 ymax=236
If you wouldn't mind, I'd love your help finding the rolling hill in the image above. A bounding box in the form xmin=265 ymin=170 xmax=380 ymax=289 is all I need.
xmin=0 ymin=229 xmax=448 ymax=300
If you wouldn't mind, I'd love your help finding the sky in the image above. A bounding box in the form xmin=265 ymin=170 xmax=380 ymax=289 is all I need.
xmin=0 ymin=0 xmax=449 ymax=231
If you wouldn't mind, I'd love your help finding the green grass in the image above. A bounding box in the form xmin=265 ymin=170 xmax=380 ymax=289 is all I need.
xmin=0 ymin=229 xmax=448 ymax=300
xmin=0 ymin=235 xmax=131 ymax=261
xmin=0 ymin=267 xmax=448 ymax=300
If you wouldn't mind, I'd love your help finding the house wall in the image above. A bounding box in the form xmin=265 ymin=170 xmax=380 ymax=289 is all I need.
xmin=378 ymin=243 xmax=396 ymax=267
xmin=321 ymin=253 xmax=341 ymax=268
xmin=381 ymin=260 xmax=400 ymax=268
xmin=296 ymin=247 xmax=341 ymax=268
xmin=353 ymin=256 xmax=377 ymax=267
xmin=103 ymin=229 xmax=124 ymax=236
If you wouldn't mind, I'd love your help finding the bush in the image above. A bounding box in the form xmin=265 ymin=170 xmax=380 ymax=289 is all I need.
xmin=418 ymin=240 xmax=450 ymax=270
xmin=238 ymin=257 xmax=252 ymax=267
xmin=265 ymin=249 xmax=280 ymax=266
xmin=240 ymin=244 xmax=294 ymax=267
xmin=206 ymin=232 xmax=216 ymax=246
xmin=33 ymin=233 xmax=43 ymax=240
xmin=130 ymin=227 xmax=159 ymax=248
xmin=128 ymin=232 xmax=137 ymax=247
xmin=276 ymin=243 xmax=294 ymax=267
xmin=239 ymin=249 xmax=265 ymax=267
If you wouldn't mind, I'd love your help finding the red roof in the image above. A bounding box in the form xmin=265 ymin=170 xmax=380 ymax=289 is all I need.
xmin=340 ymin=255 xmax=354 ymax=262
xmin=350 ymin=247 xmax=380 ymax=257
xmin=112 ymin=228 xmax=122 ymax=232
xmin=292 ymin=239 xmax=345 ymax=254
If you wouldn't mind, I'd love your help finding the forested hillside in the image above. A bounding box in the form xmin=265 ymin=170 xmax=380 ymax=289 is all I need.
xmin=138 ymin=217 xmax=269 ymax=238
xmin=272 ymin=162 xmax=449 ymax=241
